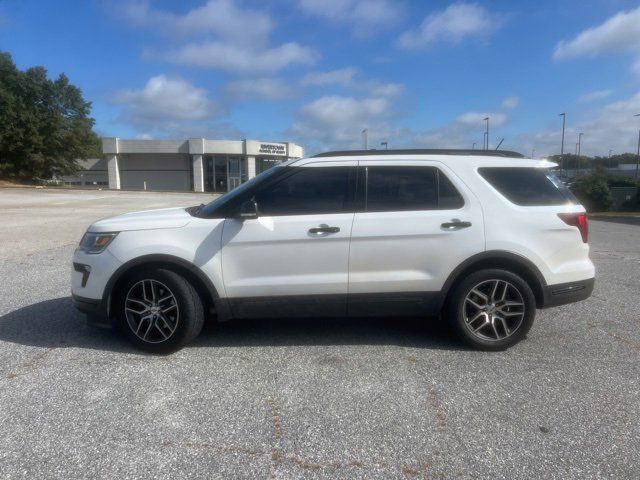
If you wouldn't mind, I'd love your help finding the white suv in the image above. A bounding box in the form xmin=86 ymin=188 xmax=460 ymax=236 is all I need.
xmin=72 ymin=149 xmax=594 ymax=352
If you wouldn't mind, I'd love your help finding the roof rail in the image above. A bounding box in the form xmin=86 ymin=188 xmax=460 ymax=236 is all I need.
xmin=312 ymin=149 xmax=526 ymax=158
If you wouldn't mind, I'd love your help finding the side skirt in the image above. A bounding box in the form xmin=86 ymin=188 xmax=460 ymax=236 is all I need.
xmin=227 ymin=292 xmax=442 ymax=319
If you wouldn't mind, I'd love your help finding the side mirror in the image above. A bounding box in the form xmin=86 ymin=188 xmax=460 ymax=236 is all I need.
xmin=238 ymin=200 xmax=258 ymax=219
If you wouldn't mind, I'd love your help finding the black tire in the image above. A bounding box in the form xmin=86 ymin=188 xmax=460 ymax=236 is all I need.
xmin=446 ymin=269 xmax=536 ymax=351
xmin=114 ymin=268 xmax=205 ymax=353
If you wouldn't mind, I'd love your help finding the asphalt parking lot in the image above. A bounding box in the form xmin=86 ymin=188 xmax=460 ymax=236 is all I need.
xmin=0 ymin=187 xmax=638 ymax=479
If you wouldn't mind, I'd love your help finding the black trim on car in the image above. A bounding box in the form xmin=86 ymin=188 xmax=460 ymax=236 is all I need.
xmin=73 ymin=262 xmax=91 ymax=287
xmin=439 ymin=251 xmax=548 ymax=310
xmin=314 ymin=149 xmax=525 ymax=158
xmin=541 ymin=278 xmax=594 ymax=308
xmin=71 ymin=294 xmax=112 ymax=328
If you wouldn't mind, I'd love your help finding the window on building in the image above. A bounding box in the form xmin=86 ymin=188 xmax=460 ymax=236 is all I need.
xmin=255 ymin=167 xmax=351 ymax=216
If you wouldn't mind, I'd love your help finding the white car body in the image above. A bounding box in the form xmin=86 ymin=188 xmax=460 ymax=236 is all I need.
xmin=72 ymin=150 xmax=594 ymax=348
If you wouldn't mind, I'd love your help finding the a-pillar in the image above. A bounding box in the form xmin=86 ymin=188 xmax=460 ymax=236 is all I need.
xmin=247 ymin=156 xmax=256 ymax=180
xmin=192 ymin=154 xmax=204 ymax=192
xmin=107 ymin=154 xmax=120 ymax=190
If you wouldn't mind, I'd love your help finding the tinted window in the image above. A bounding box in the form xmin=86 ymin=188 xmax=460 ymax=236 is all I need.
xmin=255 ymin=167 xmax=351 ymax=216
xmin=479 ymin=167 xmax=576 ymax=206
xmin=365 ymin=166 xmax=464 ymax=212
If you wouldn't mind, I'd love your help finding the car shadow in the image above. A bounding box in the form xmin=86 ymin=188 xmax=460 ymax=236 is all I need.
xmin=0 ymin=297 xmax=464 ymax=353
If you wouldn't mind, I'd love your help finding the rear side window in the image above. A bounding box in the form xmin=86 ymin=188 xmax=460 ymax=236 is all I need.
xmin=365 ymin=166 xmax=464 ymax=212
xmin=479 ymin=167 xmax=577 ymax=206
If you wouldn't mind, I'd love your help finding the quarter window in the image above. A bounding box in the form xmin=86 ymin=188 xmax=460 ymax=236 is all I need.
xmin=478 ymin=167 xmax=577 ymax=206
xmin=255 ymin=167 xmax=351 ymax=216
xmin=364 ymin=166 xmax=464 ymax=212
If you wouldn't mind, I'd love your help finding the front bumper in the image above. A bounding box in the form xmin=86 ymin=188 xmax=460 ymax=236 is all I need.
xmin=72 ymin=294 xmax=113 ymax=328
xmin=540 ymin=277 xmax=595 ymax=308
xmin=71 ymin=248 xmax=121 ymax=328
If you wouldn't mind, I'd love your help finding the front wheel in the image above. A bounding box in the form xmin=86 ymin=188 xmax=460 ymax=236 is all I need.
xmin=114 ymin=268 xmax=205 ymax=353
xmin=446 ymin=269 xmax=536 ymax=351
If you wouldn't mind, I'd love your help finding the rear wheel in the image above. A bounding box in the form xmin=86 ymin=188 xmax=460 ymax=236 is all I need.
xmin=114 ymin=268 xmax=205 ymax=353
xmin=446 ymin=269 xmax=536 ymax=351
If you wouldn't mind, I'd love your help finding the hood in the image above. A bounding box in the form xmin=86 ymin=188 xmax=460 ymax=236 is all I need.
xmin=89 ymin=207 xmax=193 ymax=233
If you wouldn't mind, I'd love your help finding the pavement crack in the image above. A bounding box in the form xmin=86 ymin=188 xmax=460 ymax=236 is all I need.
xmin=6 ymin=347 xmax=55 ymax=379
xmin=267 ymin=398 xmax=283 ymax=480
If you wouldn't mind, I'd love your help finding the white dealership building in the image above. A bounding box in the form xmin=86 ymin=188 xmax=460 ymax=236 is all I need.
xmin=66 ymin=138 xmax=304 ymax=192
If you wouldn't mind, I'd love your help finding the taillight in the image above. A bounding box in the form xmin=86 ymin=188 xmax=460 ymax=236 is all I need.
xmin=558 ymin=213 xmax=588 ymax=243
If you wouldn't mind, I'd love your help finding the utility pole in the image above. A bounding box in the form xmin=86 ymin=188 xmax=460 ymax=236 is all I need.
xmin=559 ymin=113 xmax=566 ymax=177
xmin=578 ymin=132 xmax=583 ymax=157
xmin=484 ymin=117 xmax=490 ymax=150
xmin=362 ymin=129 xmax=368 ymax=150
xmin=635 ymin=114 xmax=640 ymax=180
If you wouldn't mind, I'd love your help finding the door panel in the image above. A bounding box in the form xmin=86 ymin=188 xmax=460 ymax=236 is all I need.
xmin=220 ymin=163 xmax=357 ymax=318
xmin=222 ymin=214 xmax=354 ymax=297
xmin=348 ymin=161 xmax=485 ymax=298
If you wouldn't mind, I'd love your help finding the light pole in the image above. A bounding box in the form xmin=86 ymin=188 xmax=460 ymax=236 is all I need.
xmin=484 ymin=117 xmax=490 ymax=150
xmin=578 ymin=132 xmax=583 ymax=157
xmin=381 ymin=141 xmax=388 ymax=150
xmin=608 ymin=149 xmax=613 ymax=169
xmin=472 ymin=142 xmax=477 ymax=150
xmin=635 ymin=114 xmax=640 ymax=180
xmin=362 ymin=129 xmax=368 ymax=150
xmin=559 ymin=113 xmax=566 ymax=177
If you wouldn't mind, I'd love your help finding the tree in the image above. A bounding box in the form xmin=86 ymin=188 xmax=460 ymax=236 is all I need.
xmin=571 ymin=169 xmax=614 ymax=212
xmin=0 ymin=52 xmax=100 ymax=181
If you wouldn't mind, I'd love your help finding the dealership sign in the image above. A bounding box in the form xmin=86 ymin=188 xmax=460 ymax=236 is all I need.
xmin=258 ymin=143 xmax=286 ymax=155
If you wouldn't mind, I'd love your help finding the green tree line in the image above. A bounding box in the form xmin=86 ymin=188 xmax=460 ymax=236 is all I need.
xmin=548 ymin=153 xmax=638 ymax=170
xmin=0 ymin=52 xmax=100 ymax=181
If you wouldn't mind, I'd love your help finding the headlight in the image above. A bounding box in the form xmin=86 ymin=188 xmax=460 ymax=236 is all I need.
xmin=78 ymin=232 xmax=118 ymax=254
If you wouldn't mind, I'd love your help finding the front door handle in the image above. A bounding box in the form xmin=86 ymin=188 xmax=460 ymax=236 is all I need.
xmin=308 ymin=224 xmax=340 ymax=235
xmin=441 ymin=220 xmax=472 ymax=229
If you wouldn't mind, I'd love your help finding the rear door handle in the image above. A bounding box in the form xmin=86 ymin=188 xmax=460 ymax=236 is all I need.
xmin=308 ymin=225 xmax=340 ymax=235
xmin=441 ymin=221 xmax=472 ymax=229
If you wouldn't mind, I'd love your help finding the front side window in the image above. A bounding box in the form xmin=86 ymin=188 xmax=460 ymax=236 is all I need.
xmin=365 ymin=166 xmax=464 ymax=212
xmin=479 ymin=167 xmax=577 ymax=206
xmin=255 ymin=167 xmax=351 ymax=216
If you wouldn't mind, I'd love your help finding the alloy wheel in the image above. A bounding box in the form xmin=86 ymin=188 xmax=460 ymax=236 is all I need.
xmin=463 ymin=279 xmax=525 ymax=341
xmin=124 ymin=279 xmax=179 ymax=343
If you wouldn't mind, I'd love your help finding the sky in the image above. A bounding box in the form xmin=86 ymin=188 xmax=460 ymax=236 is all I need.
xmin=2 ymin=0 xmax=640 ymax=157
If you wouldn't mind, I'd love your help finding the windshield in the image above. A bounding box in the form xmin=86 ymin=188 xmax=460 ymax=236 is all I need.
xmin=196 ymin=164 xmax=287 ymax=217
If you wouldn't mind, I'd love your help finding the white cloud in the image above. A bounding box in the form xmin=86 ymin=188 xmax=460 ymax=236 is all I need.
xmin=501 ymin=96 xmax=520 ymax=109
xmin=112 ymin=75 xmax=216 ymax=129
xmin=301 ymin=68 xmax=403 ymax=100
xmin=225 ymin=78 xmax=294 ymax=100
xmin=554 ymin=7 xmax=640 ymax=59
xmin=290 ymin=94 xmax=401 ymax=151
xmin=456 ymin=111 xmax=507 ymax=127
xmin=577 ymin=89 xmax=612 ymax=103
xmin=398 ymin=3 xmax=504 ymax=50
xmin=122 ymin=0 xmax=317 ymax=73
xmin=301 ymin=67 xmax=359 ymax=87
xmin=517 ymin=91 xmax=640 ymax=157
xmin=165 ymin=41 xmax=318 ymax=73
xmin=123 ymin=0 xmax=273 ymax=44
xmin=297 ymin=0 xmax=401 ymax=36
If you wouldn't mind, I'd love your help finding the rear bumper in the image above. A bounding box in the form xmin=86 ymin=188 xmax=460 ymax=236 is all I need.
xmin=540 ymin=277 xmax=594 ymax=308
xmin=72 ymin=294 xmax=113 ymax=328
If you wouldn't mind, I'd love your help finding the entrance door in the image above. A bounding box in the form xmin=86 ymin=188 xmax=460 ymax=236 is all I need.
xmin=228 ymin=157 xmax=242 ymax=191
